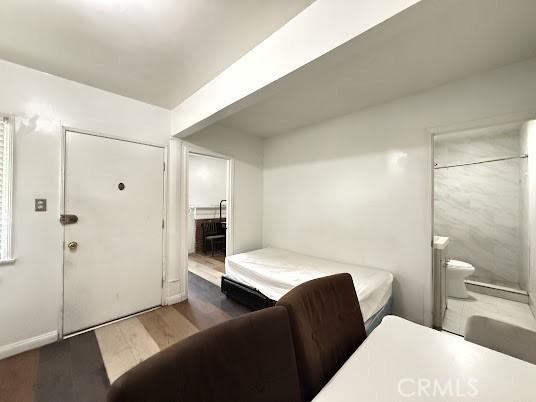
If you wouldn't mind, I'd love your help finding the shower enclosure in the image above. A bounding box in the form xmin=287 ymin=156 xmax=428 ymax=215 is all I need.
xmin=433 ymin=121 xmax=530 ymax=294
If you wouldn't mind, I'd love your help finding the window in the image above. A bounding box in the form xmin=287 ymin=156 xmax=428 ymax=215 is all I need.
xmin=0 ymin=115 xmax=14 ymax=261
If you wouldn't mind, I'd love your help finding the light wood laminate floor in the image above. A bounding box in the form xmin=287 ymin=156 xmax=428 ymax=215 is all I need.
xmin=188 ymin=253 xmax=225 ymax=287
xmin=0 ymin=273 xmax=251 ymax=402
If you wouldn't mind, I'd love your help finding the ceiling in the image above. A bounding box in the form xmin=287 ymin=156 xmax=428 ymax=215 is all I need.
xmin=219 ymin=0 xmax=536 ymax=137
xmin=0 ymin=0 xmax=314 ymax=108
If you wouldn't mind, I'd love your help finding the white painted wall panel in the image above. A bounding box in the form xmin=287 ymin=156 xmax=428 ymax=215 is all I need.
xmin=522 ymin=121 xmax=536 ymax=316
xmin=263 ymin=57 xmax=536 ymax=324
xmin=521 ymin=124 xmax=529 ymax=292
xmin=0 ymin=59 xmax=169 ymax=355
xmin=171 ymin=0 xmax=421 ymax=136
xmin=188 ymin=154 xmax=227 ymax=207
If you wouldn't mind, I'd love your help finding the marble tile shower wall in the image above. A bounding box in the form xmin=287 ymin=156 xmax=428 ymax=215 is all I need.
xmin=434 ymin=129 xmax=522 ymax=289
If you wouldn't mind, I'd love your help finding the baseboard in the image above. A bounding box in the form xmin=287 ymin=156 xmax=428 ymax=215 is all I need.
xmin=465 ymin=280 xmax=529 ymax=303
xmin=164 ymin=292 xmax=186 ymax=305
xmin=0 ymin=331 xmax=58 ymax=360
xmin=530 ymin=294 xmax=536 ymax=318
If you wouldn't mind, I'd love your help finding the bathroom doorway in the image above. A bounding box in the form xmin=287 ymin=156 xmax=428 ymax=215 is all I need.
xmin=432 ymin=118 xmax=536 ymax=336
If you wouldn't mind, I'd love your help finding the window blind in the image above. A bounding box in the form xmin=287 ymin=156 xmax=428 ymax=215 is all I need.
xmin=0 ymin=116 xmax=13 ymax=260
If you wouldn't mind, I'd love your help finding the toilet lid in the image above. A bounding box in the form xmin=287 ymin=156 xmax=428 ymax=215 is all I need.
xmin=448 ymin=259 xmax=473 ymax=268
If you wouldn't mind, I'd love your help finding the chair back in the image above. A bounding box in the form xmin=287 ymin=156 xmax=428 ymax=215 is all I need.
xmin=202 ymin=221 xmax=222 ymax=237
xmin=107 ymin=307 xmax=301 ymax=402
xmin=276 ymin=273 xmax=366 ymax=401
xmin=465 ymin=315 xmax=536 ymax=365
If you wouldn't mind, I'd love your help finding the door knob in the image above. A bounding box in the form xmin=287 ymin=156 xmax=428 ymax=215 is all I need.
xmin=68 ymin=242 xmax=78 ymax=250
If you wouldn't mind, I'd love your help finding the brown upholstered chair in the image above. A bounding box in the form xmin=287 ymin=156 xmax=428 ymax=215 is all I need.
xmin=107 ymin=307 xmax=301 ymax=402
xmin=276 ymin=273 xmax=367 ymax=401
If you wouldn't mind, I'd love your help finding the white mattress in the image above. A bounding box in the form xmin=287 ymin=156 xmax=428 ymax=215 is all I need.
xmin=225 ymin=248 xmax=393 ymax=322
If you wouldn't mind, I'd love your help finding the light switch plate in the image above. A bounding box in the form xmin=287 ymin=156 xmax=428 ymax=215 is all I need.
xmin=35 ymin=199 xmax=47 ymax=212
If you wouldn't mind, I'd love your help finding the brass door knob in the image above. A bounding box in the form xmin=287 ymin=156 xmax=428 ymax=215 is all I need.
xmin=68 ymin=242 xmax=78 ymax=250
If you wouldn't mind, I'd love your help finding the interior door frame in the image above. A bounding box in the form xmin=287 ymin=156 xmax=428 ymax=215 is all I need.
xmin=59 ymin=126 xmax=168 ymax=339
xmin=427 ymin=110 xmax=536 ymax=329
xmin=180 ymin=141 xmax=235 ymax=300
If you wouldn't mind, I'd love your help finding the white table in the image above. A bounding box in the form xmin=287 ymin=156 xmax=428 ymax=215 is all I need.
xmin=312 ymin=316 xmax=536 ymax=401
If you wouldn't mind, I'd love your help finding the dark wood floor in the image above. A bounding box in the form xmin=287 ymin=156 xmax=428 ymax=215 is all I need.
xmin=0 ymin=331 xmax=109 ymax=402
xmin=0 ymin=273 xmax=251 ymax=402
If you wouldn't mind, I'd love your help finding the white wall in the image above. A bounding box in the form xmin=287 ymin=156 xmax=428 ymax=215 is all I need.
xmin=188 ymin=154 xmax=227 ymax=207
xmin=263 ymin=57 xmax=536 ymax=324
xmin=520 ymin=124 xmax=529 ymax=292
xmin=185 ymin=124 xmax=263 ymax=254
xmin=0 ymin=59 xmax=170 ymax=357
xmin=171 ymin=0 xmax=421 ymax=136
xmin=522 ymin=120 xmax=536 ymax=315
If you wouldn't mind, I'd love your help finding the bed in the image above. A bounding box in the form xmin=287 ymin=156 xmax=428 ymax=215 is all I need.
xmin=221 ymin=247 xmax=393 ymax=333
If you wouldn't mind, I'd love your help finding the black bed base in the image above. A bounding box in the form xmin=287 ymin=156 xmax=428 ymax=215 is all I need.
xmin=221 ymin=276 xmax=276 ymax=311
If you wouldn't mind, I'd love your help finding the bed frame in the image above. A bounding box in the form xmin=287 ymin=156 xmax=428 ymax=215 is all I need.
xmin=221 ymin=276 xmax=276 ymax=310
xmin=221 ymin=276 xmax=393 ymax=334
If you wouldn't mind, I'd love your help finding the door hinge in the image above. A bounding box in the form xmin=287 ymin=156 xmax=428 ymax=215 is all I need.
xmin=163 ymin=162 xmax=166 ymax=171
xmin=162 ymin=219 xmax=165 ymax=229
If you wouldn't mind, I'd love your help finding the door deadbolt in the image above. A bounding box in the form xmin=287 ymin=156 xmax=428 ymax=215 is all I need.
xmin=60 ymin=214 xmax=78 ymax=225
xmin=67 ymin=242 xmax=78 ymax=250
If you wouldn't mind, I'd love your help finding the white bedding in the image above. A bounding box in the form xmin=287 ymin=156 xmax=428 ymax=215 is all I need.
xmin=225 ymin=248 xmax=393 ymax=322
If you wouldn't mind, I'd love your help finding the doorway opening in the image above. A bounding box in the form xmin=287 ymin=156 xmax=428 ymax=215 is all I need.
xmin=186 ymin=151 xmax=232 ymax=289
xmin=431 ymin=118 xmax=536 ymax=336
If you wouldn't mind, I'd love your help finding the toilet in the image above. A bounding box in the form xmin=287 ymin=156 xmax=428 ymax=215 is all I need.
xmin=447 ymin=259 xmax=475 ymax=299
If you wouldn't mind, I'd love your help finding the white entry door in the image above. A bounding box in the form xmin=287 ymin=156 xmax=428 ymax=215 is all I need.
xmin=63 ymin=131 xmax=164 ymax=335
